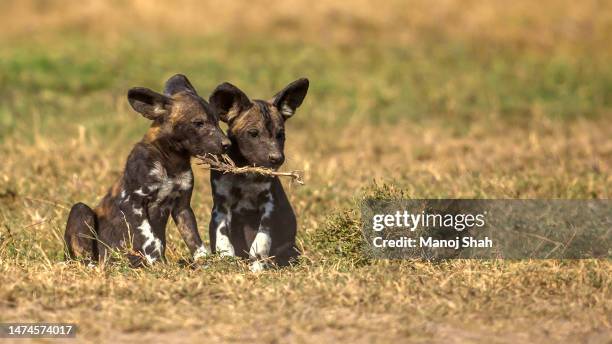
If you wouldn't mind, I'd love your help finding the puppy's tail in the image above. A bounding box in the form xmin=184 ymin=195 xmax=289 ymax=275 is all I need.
xmin=64 ymin=202 xmax=99 ymax=263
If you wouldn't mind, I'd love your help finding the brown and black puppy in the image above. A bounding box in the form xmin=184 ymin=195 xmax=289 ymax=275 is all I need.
xmin=208 ymin=78 xmax=309 ymax=272
xmin=65 ymin=74 xmax=230 ymax=266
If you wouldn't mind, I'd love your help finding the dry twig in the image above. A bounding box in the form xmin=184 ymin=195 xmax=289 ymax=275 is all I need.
xmin=196 ymin=154 xmax=304 ymax=185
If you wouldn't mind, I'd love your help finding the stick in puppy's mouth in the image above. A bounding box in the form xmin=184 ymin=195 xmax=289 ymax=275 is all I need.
xmin=196 ymin=153 xmax=304 ymax=185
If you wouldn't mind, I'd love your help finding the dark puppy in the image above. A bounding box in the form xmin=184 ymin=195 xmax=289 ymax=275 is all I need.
xmin=65 ymin=74 xmax=230 ymax=266
xmin=208 ymin=78 xmax=309 ymax=272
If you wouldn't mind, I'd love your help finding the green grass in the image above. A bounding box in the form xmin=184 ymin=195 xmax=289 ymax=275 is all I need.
xmin=2 ymin=33 xmax=611 ymax=144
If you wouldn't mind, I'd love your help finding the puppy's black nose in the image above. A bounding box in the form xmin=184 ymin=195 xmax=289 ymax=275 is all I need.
xmin=268 ymin=153 xmax=283 ymax=164
xmin=221 ymin=139 xmax=231 ymax=152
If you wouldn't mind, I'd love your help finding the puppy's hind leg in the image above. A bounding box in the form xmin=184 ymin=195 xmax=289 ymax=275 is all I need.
xmin=64 ymin=202 xmax=98 ymax=263
xmin=274 ymin=244 xmax=301 ymax=268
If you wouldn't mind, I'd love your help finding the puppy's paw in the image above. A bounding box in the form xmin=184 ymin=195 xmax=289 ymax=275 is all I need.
xmin=219 ymin=250 xmax=235 ymax=258
xmin=193 ymin=245 xmax=209 ymax=262
xmin=249 ymin=261 xmax=267 ymax=273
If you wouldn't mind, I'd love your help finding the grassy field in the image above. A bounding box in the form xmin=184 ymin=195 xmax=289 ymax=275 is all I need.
xmin=0 ymin=1 xmax=611 ymax=342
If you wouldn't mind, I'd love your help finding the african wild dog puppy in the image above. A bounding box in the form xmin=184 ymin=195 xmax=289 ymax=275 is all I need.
xmin=208 ymin=78 xmax=309 ymax=272
xmin=64 ymin=74 xmax=230 ymax=266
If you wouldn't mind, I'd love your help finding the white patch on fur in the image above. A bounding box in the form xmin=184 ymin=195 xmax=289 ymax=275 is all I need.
xmin=153 ymin=105 xmax=167 ymax=116
xmin=155 ymin=180 xmax=175 ymax=204
xmin=193 ymin=245 xmax=208 ymax=260
xmin=247 ymin=193 xmax=274 ymax=271
xmin=281 ymin=103 xmax=294 ymax=117
xmin=133 ymin=207 xmax=143 ymax=216
xmin=249 ymin=231 xmax=272 ymax=259
xmin=176 ymin=170 xmax=193 ymax=190
xmin=261 ymin=193 xmax=274 ymax=219
xmin=214 ymin=209 xmax=234 ymax=257
xmin=144 ymin=255 xmax=156 ymax=264
xmin=148 ymin=162 xmax=192 ymax=206
xmin=149 ymin=162 xmax=171 ymax=199
xmin=150 ymin=161 xmax=167 ymax=180
xmin=120 ymin=190 xmax=126 ymax=199
xmin=138 ymin=219 xmax=162 ymax=263
xmin=250 ymin=260 xmax=266 ymax=273
xmin=134 ymin=188 xmax=147 ymax=196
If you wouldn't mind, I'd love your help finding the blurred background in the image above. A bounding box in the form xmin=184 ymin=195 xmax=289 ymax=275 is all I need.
xmin=2 ymin=0 xmax=612 ymax=131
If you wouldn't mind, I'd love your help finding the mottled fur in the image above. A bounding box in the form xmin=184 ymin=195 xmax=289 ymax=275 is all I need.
xmin=208 ymin=78 xmax=309 ymax=271
xmin=64 ymin=74 xmax=230 ymax=266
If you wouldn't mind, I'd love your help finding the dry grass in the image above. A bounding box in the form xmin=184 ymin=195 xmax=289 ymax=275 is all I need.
xmin=1 ymin=118 xmax=610 ymax=343
xmin=0 ymin=260 xmax=609 ymax=343
xmin=197 ymin=154 xmax=304 ymax=185
xmin=0 ymin=1 xmax=611 ymax=343
xmin=3 ymin=0 xmax=612 ymax=53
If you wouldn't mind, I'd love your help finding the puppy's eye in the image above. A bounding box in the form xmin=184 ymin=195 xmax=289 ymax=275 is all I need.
xmin=193 ymin=120 xmax=205 ymax=128
xmin=276 ymin=131 xmax=285 ymax=140
xmin=248 ymin=129 xmax=259 ymax=138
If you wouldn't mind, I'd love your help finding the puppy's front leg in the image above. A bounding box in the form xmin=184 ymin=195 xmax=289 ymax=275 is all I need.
xmin=173 ymin=206 xmax=208 ymax=261
xmin=212 ymin=205 xmax=235 ymax=257
xmin=249 ymin=192 xmax=274 ymax=272
xmin=172 ymin=188 xmax=208 ymax=261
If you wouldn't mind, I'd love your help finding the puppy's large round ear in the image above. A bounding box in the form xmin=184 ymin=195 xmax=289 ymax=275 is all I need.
xmin=128 ymin=87 xmax=173 ymax=120
xmin=209 ymin=82 xmax=251 ymax=123
xmin=272 ymin=78 xmax=309 ymax=120
xmin=164 ymin=74 xmax=198 ymax=96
